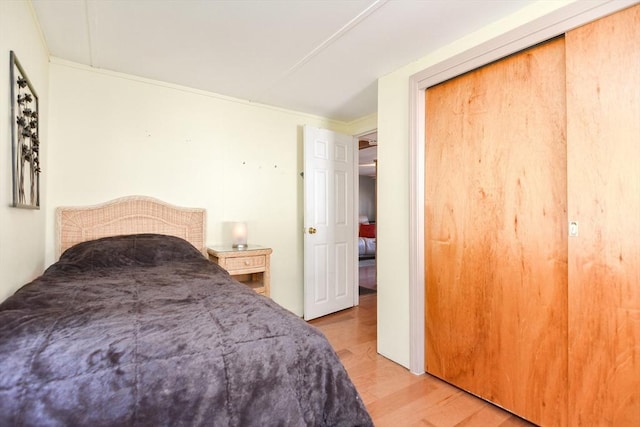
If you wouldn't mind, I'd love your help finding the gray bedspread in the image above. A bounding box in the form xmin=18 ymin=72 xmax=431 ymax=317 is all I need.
xmin=0 ymin=234 xmax=373 ymax=426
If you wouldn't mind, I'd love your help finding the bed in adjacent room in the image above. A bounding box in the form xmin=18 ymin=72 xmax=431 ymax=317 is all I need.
xmin=0 ymin=196 xmax=372 ymax=426
xmin=358 ymin=216 xmax=376 ymax=260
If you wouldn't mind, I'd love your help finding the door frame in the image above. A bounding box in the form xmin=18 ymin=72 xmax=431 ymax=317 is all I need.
xmin=407 ymin=0 xmax=638 ymax=374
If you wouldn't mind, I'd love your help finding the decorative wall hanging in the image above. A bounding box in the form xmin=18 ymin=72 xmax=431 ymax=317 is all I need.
xmin=10 ymin=50 xmax=40 ymax=209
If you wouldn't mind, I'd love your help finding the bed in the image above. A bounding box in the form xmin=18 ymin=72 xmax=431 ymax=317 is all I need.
xmin=358 ymin=217 xmax=376 ymax=259
xmin=0 ymin=196 xmax=372 ymax=426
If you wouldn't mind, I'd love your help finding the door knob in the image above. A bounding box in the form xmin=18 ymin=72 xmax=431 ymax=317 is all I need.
xmin=308 ymin=227 xmax=317 ymax=234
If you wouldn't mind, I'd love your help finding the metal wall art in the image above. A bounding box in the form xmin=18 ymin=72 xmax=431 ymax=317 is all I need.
xmin=10 ymin=50 xmax=40 ymax=209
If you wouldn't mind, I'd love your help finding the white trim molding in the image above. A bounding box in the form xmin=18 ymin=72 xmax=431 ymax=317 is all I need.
xmin=408 ymin=0 xmax=639 ymax=375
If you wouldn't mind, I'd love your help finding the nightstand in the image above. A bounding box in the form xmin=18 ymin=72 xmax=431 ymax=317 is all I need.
xmin=207 ymin=246 xmax=272 ymax=296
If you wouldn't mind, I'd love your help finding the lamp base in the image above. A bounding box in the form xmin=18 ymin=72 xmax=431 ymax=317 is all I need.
xmin=232 ymin=244 xmax=247 ymax=250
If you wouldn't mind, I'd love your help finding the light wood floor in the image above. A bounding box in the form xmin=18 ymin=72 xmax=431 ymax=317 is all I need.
xmin=309 ymin=294 xmax=536 ymax=427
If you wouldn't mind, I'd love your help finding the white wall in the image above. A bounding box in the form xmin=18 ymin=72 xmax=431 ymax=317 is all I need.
xmin=0 ymin=1 xmax=49 ymax=302
xmin=358 ymin=176 xmax=376 ymax=222
xmin=375 ymin=0 xmax=591 ymax=367
xmin=45 ymin=60 xmax=360 ymax=316
xmin=347 ymin=113 xmax=377 ymax=137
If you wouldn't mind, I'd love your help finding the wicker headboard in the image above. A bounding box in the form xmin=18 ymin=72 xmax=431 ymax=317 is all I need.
xmin=56 ymin=196 xmax=206 ymax=259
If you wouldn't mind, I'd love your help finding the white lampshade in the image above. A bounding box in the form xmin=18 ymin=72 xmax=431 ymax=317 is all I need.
xmin=231 ymin=222 xmax=247 ymax=248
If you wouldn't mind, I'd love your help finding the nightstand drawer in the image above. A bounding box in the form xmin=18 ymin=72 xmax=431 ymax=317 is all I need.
xmin=226 ymin=255 xmax=266 ymax=272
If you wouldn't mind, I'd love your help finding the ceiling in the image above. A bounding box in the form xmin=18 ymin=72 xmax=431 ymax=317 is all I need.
xmin=31 ymin=0 xmax=532 ymax=122
xmin=359 ymin=131 xmax=377 ymax=177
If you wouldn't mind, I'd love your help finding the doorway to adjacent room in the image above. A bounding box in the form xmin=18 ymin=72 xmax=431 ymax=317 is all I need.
xmin=357 ymin=131 xmax=377 ymax=296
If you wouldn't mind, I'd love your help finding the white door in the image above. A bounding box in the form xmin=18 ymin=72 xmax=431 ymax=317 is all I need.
xmin=303 ymin=125 xmax=357 ymax=321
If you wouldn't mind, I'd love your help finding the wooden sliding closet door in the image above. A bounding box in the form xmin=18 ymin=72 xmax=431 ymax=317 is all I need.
xmin=425 ymin=38 xmax=568 ymax=426
xmin=566 ymin=5 xmax=640 ymax=425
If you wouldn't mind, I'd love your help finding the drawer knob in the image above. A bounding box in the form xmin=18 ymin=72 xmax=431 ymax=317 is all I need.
xmin=244 ymin=260 xmax=250 ymax=265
